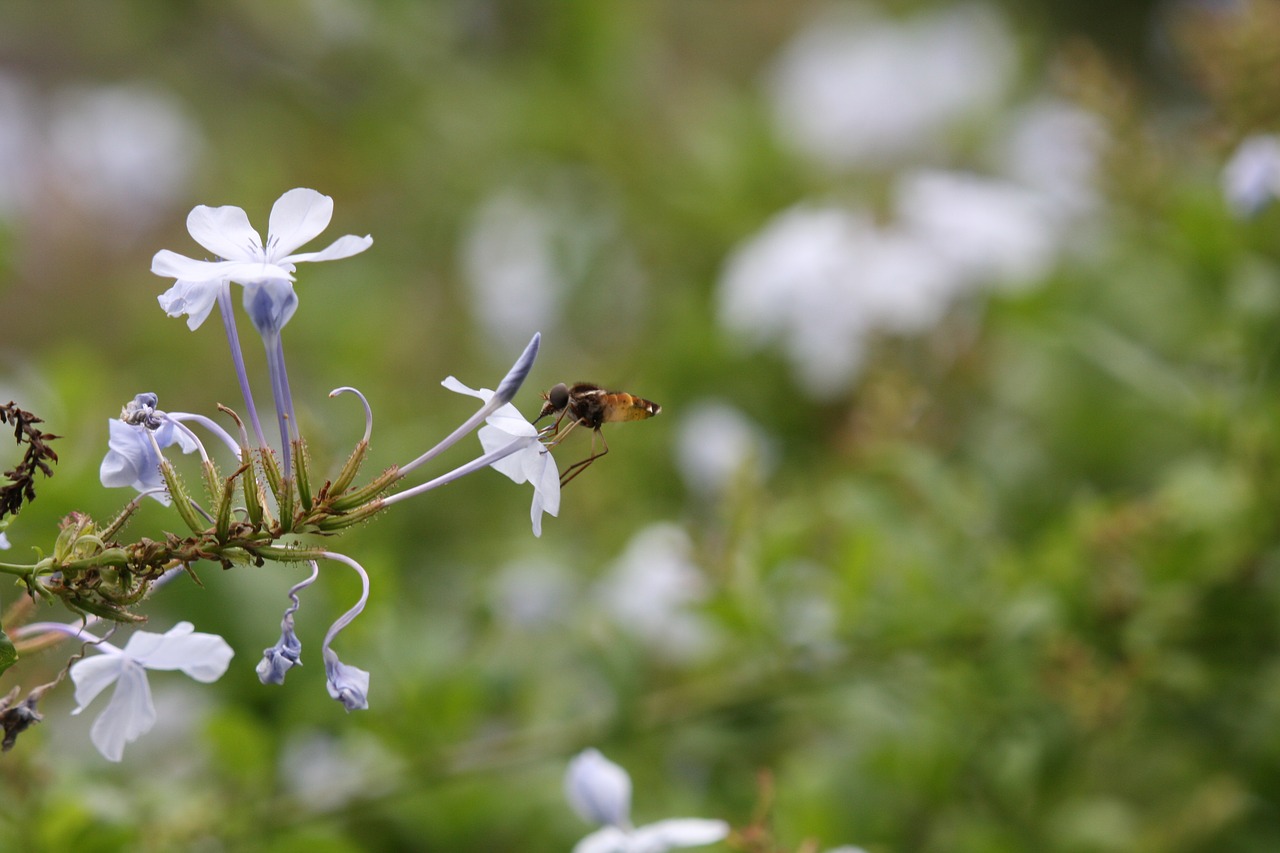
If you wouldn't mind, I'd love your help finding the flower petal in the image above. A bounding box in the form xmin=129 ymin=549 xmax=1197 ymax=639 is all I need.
xmin=125 ymin=621 xmax=234 ymax=682
xmin=157 ymin=279 xmax=221 ymax=330
xmin=486 ymin=402 xmax=539 ymax=438
xmin=324 ymin=648 xmax=370 ymax=712
xmin=573 ymin=827 xmax=630 ymax=853
xmin=267 ymin=188 xmax=334 ymax=258
xmin=565 ymin=748 xmax=633 ymax=828
xmin=441 ymin=376 xmax=490 ymax=402
xmin=631 ymin=819 xmax=731 ymax=851
xmin=88 ymin=659 xmax=157 ymax=762
xmin=69 ymin=653 xmax=124 ymax=713
xmin=100 ymin=419 xmax=168 ymax=501
xmin=187 ymin=203 xmax=262 ymax=261
xmin=529 ymin=446 xmax=561 ymax=518
xmin=285 ymin=233 xmax=373 ymax=265
xmin=151 ymin=251 xmax=295 ymax=285
xmin=242 ymin=279 xmax=299 ymax=336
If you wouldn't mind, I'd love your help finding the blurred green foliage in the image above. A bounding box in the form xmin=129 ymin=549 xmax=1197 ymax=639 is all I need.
xmin=2 ymin=1 xmax=1280 ymax=851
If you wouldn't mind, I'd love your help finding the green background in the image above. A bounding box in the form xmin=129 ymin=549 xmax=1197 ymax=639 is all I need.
xmin=2 ymin=1 xmax=1280 ymax=851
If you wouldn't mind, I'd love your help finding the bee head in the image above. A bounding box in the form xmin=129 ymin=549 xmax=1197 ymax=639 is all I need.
xmin=536 ymin=382 xmax=570 ymax=422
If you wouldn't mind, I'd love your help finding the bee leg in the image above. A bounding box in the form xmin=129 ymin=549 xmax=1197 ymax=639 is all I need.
xmin=559 ymin=429 xmax=609 ymax=487
xmin=537 ymin=409 xmax=569 ymax=438
xmin=543 ymin=416 xmax=583 ymax=448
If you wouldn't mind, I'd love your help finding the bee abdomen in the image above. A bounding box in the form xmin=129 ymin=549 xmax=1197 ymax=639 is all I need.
xmin=604 ymin=393 xmax=661 ymax=422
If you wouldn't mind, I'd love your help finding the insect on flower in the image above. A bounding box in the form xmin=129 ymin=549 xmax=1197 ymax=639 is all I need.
xmin=536 ymin=382 xmax=661 ymax=486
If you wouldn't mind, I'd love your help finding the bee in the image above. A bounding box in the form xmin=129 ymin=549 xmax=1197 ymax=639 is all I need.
xmin=535 ymin=382 xmax=662 ymax=486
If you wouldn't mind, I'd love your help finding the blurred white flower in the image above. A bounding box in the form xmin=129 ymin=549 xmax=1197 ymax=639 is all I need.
xmin=595 ymin=523 xmax=717 ymax=661
xmin=718 ymin=204 xmax=958 ymax=397
xmin=49 ymin=83 xmax=203 ymax=233
xmin=675 ymin=400 xmax=773 ymax=498
xmin=896 ymin=169 xmax=1064 ymax=291
xmin=1223 ymin=134 xmax=1280 ymax=217
xmin=489 ymin=558 xmax=576 ymax=629
xmin=461 ymin=190 xmax=567 ymax=348
xmin=993 ymin=99 xmax=1106 ymax=218
xmin=767 ymin=3 xmax=1016 ymax=170
xmin=565 ymin=748 xmax=729 ymax=853
xmin=69 ymin=622 xmax=234 ymax=762
xmin=280 ymin=730 xmax=401 ymax=811
xmin=0 ymin=532 xmax=8 ymax=550
xmin=718 ymin=163 xmax=1081 ymax=397
xmin=461 ymin=177 xmax=648 ymax=351
xmin=0 ymin=73 xmax=36 ymax=221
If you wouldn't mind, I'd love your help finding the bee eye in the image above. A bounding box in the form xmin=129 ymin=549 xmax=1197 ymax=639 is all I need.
xmin=549 ymin=383 xmax=569 ymax=409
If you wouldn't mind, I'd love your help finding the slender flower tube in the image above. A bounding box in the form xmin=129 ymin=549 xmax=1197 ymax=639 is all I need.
xmin=243 ymin=278 xmax=302 ymax=478
xmin=399 ymin=332 xmax=541 ymax=477
xmin=384 ymin=332 xmax=557 ymax=535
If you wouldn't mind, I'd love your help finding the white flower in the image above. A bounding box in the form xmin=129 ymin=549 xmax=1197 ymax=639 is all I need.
xmin=69 ymin=621 xmax=234 ymax=762
xmin=674 ymin=400 xmax=773 ymax=499
xmin=767 ymin=3 xmax=1015 ymax=170
xmin=1223 ymin=134 xmax=1280 ymax=217
xmin=717 ymin=204 xmax=955 ymax=397
xmin=50 ymin=83 xmax=202 ymax=233
xmin=566 ymin=748 xmax=729 ymax=853
xmin=0 ymin=531 xmax=8 ymax=550
xmin=441 ymin=376 xmax=560 ymax=536
xmin=596 ymin=524 xmax=718 ymax=662
xmin=991 ymin=99 xmax=1105 ymax=218
xmin=895 ymin=168 xmax=1063 ymax=290
xmin=151 ymin=187 xmax=373 ymax=329
xmin=99 ymin=415 xmax=199 ymax=504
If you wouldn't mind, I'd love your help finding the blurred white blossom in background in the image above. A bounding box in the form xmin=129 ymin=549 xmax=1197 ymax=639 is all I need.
xmin=895 ymin=169 xmax=1063 ymax=291
xmin=461 ymin=189 xmax=568 ymax=348
xmin=489 ymin=557 xmax=577 ymax=630
xmin=594 ymin=523 xmax=719 ymax=663
xmin=674 ymin=399 xmax=773 ymax=499
xmin=1223 ymin=133 xmax=1280 ymax=217
xmin=460 ymin=176 xmax=647 ymax=351
xmin=767 ymin=3 xmax=1015 ymax=170
xmin=732 ymin=2 xmax=1109 ymax=398
xmin=992 ymin=98 xmax=1107 ymax=217
xmin=49 ymin=83 xmax=203 ymax=236
xmin=279 ymin=730 xmax=403 ymax=811
xmin=0 ymin=74 xmax=202 ymax=240
xmin=0 ymin=73 xmax=37 ymax=221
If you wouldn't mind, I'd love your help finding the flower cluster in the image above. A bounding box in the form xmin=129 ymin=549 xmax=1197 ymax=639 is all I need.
xmin=0 ymin=187 xmax=564 ymax=761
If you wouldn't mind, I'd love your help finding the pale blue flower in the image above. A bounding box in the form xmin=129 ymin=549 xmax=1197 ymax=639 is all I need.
xmin=151 ymin=187 xmax=373 ymax=326
xmin=69 ymin=621 xmax=234 ymax=761
xmin=99 ymin=395 xmax=199 ymax=504
xmin=565 ymin=748 xmax=729 ymax=853
xmin=324 ymin=648 xmax=369 ymax=712
xmin=257 ymin=563 xmax=319 ymax=685
xmin=242 ymin=277 xmax=299 ymax=338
